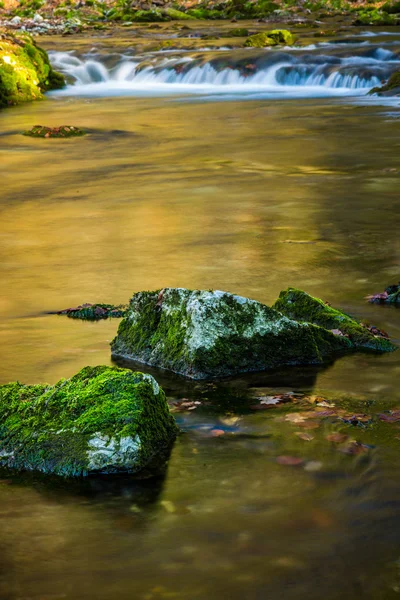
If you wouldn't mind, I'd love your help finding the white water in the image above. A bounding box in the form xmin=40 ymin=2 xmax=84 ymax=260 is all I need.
xmin=49 ymin=42 xmax=399 ymax=100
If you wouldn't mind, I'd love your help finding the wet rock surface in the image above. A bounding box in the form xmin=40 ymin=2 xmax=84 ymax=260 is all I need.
xmin=111 ymin=288 xmax=396 ymax=380
xmin=0 ymin=366 xmax=178 ymax=477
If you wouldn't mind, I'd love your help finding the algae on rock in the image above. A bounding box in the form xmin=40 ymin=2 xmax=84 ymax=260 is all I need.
xmin=0 ymin=28 xmax=65 ymax=108
xmin=0 ymin=366 xmax=178 ymax=477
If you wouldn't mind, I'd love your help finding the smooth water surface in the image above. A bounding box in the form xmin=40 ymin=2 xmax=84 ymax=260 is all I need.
xmin=0 ymin=27 xmax=400 ymax=600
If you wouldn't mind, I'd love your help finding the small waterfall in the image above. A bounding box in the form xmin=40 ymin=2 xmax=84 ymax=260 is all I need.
xmin=49 ymin=44 xmax=400 ymax=100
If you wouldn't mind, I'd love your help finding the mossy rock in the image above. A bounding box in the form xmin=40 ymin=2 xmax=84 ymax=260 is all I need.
xmin=369 ymin=71 xmax=400 ymax=96
xmin=244 ymin=29 xmax=294 ymax=48
xmin=56 ymin=303 xmax=127 ymax=320
xmin=23 ymin=125 xmax=86 ymax=138
xmin=163 ymin=7 xmax=196 ymax=20
xmin=228 ymin=28 xmax=249 ymax=37
xmin=0 ymin=29 xmax=65 ymax=109
xmin=0 ymin=366 xmax=178 ymax=478
xmin=111 ymin=288 xmax=370 ymax=380
xmin=130 ymin=9 xmax=167 ymax=22
xmin=368 ymin=283 xmax=400 ymax=304
xmin=186 ymin=8 xmax=223 ymax=19
xmin=273 ymin=288 xmax=396 ymax=353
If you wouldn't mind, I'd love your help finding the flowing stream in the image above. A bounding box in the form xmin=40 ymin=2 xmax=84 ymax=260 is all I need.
xmin=0 ymin=24 xmax=400 ymax=600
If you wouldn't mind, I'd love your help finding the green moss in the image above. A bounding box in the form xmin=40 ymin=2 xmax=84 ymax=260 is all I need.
xmin=228 ymin=28 xmax=249 ymax=37
xmin=130 ymin=9 xmax=167 ymax=22
xmin=0 ymin=29 xmax=65 ymax=109
xmin=244 ymin=29 xmax=294 ymax=48
xmin=369 ymin=71 xmax=400 ymax=95
xmin=111 ymin=288 xmax=356 ymax=380
xmin=23 ymin=125 xmax=86 ymax=138
xmin=273 ymin=288 xmax=397 ymax=352
xmin=0 ymin=366 xmax=178 ymax=478
xmin=353 ymin=8 xmax=396 ymax=25
xmin=163 ymin=7 xmax=196 ymax=19
xmin=186 ymin=8 xmax=224 ymax=19
xmin=56 ymin=303 xmax=127 ymax=319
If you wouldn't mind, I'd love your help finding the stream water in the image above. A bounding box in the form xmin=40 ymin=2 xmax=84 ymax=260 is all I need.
xmin=1 ymin=24 xmax=400 ymax=600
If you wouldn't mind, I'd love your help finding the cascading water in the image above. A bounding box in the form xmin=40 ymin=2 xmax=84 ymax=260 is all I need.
xmin=49 ymin=37 xmax=400 ymax=100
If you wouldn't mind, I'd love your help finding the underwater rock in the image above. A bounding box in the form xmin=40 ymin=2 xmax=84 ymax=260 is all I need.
xmin=0 ymin=366 xmax=178 ymax=477
xmin=244 ymin=29 xmax=294 ymax=48
xmin=56 ymin=303 xmax=128 ymax=320
xmin=0 ymin=29 xmax=65 ymax=108
xmin=23 ymin=125 xmax=86 ymax=138
xmin=367 ymin=283 xmax=400 ymax=304
xmin=110 ymin=287 xmax=395 ymax=380
xmin=273 ymin=288 xmax=396 ymax=351
xmin=369 ymin=71 xmax=400 ymax=96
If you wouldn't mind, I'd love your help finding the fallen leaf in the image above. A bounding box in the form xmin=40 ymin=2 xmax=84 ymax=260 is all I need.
xmin=339 ymin=441 xmax=369 ymax=455
xmin=297 ymin=421 xmax=320 ymax=430
xmin=304 ymin=461 xmax=323 ymax=472
xmin=294 ymin=432 xmax=314 ymax=441
xmin=210 ymin=429 xmax=225 ymax=437
xmin=326 ymin=433 xmax=348 ymax=443
xmin=276 ymin=455 xmax=304 ymax=466
xmin=378 ymin=411 xmax=400 ymax=423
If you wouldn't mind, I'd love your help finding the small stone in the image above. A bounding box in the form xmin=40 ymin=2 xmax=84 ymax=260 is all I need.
xmin=33 ymin=13 xmax=44 ymax=23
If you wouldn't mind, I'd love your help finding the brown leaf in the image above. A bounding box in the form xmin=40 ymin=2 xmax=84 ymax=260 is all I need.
xmin=294 ymin=432 xmax=314 ymax=441
xmin=339 ymin=441 xmax=369 ymax=455
xmin=210 ymin=429 xmax=225 ymax=437
xmin=297 ymin=420 xmax=320 ymax=430
xmin=276 ymin=455 xmax=304 ymax=466
xmin=378 ymin=411 xmax=400 ymax=423
xmin=326 ymin=433 xmax=348 ymax=443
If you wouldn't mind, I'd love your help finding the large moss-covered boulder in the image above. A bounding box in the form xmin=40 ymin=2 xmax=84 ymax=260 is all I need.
xmin=273 ymin=288 xmax=396 ymax=352
xmin=0 ymin=366 xmax=178 ymax=477
xmin=0 ymin=29 xmax=65 ymax=108
xmin=244 ymin=29 xmax=294 ymax=48
xmin=111 ymin=288 xmax=365 ymax=380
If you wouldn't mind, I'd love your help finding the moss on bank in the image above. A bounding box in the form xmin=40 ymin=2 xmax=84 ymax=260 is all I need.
xmin=0 ymin=28 xmax=65 ymax=108
xmin=0 ymin=366 xmax=178 ymax=477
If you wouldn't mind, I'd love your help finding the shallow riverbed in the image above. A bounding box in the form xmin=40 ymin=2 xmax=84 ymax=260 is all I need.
xmin=0 ymin=25 xmax=400 ymax=600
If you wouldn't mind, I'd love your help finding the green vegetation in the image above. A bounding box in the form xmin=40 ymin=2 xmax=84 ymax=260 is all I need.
xmin=56 ymin=303 xmax=128 ymax=319
xmin=273 ymin=288 xmax=396 ymax=352
xmin=0 ymin=366 xmax=178 ymax=477
xmin=0 ymin=29 xmax=65 ymax=108
xmin=244 ymin=29 xmax=294 ymax=47
xmin=369 ymin=71 xmax=400 ymax=95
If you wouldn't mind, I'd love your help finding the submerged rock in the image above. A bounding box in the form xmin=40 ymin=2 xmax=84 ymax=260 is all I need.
xmin=56 ymin=303 xmax=128 ymax=320
xmin=367 ymin=283 xmax=400 ymax=304
xmin=0 ymin=29 xmax=65 ymax=108
xmin=111 ymin=287 xmax=395 ymax=380
xmin=244 ymin=29 xmax=294 ymax=48
xmin=23 ymin=125 xmax=86 ymax=138
xmin=0 ymin=366 xmax=178 ymax=477
xmin=273 ymin=288 xmax=396 ymax=352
